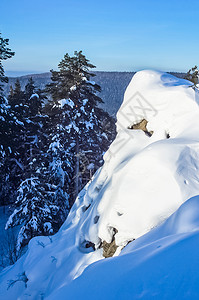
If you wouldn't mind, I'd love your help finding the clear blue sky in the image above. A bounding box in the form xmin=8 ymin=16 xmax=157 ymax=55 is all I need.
xmin=1 ymin=0 xmax=199 ymax=76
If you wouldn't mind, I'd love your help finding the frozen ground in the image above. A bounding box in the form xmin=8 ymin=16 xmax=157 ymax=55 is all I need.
xmin=1 ymin=70 xmax=199 ymax=299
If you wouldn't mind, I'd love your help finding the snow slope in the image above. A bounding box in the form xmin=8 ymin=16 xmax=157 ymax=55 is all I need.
xmin=1 ymin=70 xmax=199 ymax=299
xmin=49 ymin=195 xmax=199 ymax=300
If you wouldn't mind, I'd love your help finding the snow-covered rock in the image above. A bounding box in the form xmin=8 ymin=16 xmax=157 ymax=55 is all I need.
xmin=1 ymin=70 xmax=199 ymax=299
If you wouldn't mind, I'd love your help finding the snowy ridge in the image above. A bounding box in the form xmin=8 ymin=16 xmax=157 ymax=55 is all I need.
xmin=1 ymin=70 xmax=199 ymax=299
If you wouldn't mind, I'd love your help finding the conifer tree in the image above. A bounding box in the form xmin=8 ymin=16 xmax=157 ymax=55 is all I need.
xmin=46 ymin=50 xmax=102 ymax=104
xmin=0 ymin=32 xmax=15 ymax=97
xmin=47 ymin=126 xmax=71 ymax=224
xmin=5 ymin=88 xmax=57 ymax=248
xmin=8 ymin=79 xmax=26 ymax=113
xmin=6 ymin=79 xmax=27 ymax=198
xmin=5 ymin=169 xmax=60 ymax=249
xmin=0 ymin=96 xmax=19 ymax=206
xmin=5 ymin=50 xmax=115 ymax=249
xmin=5 ymin=75 xmax=72 ymax=248
xmin=0 ymin=33 xmax=16 ymax=205
xmin=25 ymin=77 xmax=35 ymax=99
xmin=0 ymin=32 xmax=15 ymax=154
xmin=9 ymin=85 xmax=14 ymax=98
xmin=46 ymin=51 xmax=115 ymax=205
xmin=185 ymin=66 xmax=199 ymax=86
xmin=24 ymin=77 xmax=42 ymax=115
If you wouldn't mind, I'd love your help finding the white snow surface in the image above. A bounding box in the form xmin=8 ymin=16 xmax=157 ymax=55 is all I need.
xmin=1 ymin=70 xmax=199 ymax=299
xmin=58 ymin=98 xmax=74 ymax=109
xmin=30 ymin=94 xmax=39 ymax=99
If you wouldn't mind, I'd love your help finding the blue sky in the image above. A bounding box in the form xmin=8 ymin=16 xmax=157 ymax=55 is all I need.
xmin=1 ymin=0 xmax=199 ymax=76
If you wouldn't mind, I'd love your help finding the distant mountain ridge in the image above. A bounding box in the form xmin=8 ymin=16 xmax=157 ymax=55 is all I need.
xmin=3 ymin=71 xmax=186 ymax=116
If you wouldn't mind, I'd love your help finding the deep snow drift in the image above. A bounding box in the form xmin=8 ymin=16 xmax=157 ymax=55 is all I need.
xmin=1 ymin=70 xmax=199 ymax=299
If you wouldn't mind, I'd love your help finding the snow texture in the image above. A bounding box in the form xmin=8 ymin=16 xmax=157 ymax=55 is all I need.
xmin=1 ymin=70 xmax=199 ymax=299
xmin=29 ymin=94 xmax=39 ymax=100
xmin=58 ymin=98 xmax=74 ymax=109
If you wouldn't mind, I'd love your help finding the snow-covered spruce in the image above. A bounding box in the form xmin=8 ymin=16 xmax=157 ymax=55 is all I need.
xmin=0 ymin=95 xmax=25 ymax=206
xmin=5 ymin=176 xmax=59 ymax=250
xmin=4 ymin=83 xmax=68 ymax=249
xmin=1 ymin=70 xmax=199 ymax=299
xmin=45 ymin=51 xmax=115 ymax=206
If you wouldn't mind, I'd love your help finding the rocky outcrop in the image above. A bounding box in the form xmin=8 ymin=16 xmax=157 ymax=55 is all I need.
xmin=129 ymin=119 xmax=153 ymax=137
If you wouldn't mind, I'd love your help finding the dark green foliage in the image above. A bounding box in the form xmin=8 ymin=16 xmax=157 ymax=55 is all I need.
xmin=46 ymin=51 xmax=116 ymax=205
xmin=0 ymin=33 xmax=16 ymax=205
xmin=46 ymin=51 xmax=102 ymax=105
xmin=25 ymin=77 xmax=35 ymax=99
xmin=0 ymin=97 xmax=21 ymax=206
xmin=5 ymin=76 xmax=71 ymax=248
xmin=2 ymin=49 xmax=115 ymax=253
xmin=0 ymin=33 xmax=15 ymax=96
xmin=8 ymin=79 xmax=26 ymax=115
xmin=185 ymin=66 xmax=199 ymax=86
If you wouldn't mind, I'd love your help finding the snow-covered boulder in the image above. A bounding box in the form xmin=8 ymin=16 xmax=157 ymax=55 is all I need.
xmin=1 ymin=70 xmax=199 ymax=299
xmin=68 ymin=70 xmax=199 ymax=250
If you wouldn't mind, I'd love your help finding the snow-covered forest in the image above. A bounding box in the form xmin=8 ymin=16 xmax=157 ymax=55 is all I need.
xmin=0 ymin=34 xmax=116 ymax=265
xmin=1 ymin=29 xmax=199 ymax=300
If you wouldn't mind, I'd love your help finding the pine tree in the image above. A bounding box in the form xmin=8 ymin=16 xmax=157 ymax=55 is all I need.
xmin=0 ymin=96 xmax=19 ymax=206
xmin=46 ymin=51 xmax=115 ymax=206
xmin=0 ymin=33 xmax=16 ymax=206
xmin=42 ymin=96 xmax=72 ymax=223
xmin=5 ymin=171 xmax=59 ymax=250
xmin=24 ymin=77 xmax=42 ymax=115
xmin=0 ymin=32 xmax=15 ymax=156
xmin=6 ymin=79 xmax=27 ymax=199
xmin=5 ymin=77 xmax=72 ymax=248
xmin=5 ymin=90 xmax=57 ymax=248
xmin=8 ymin=79 xmax=26 ymax=113
xmin=9 ymin=85 xmax=14 ymax=98
xmin=7 ymin=77 xmax=43 ymax=185
xmin=14 ymin=78 xmax=22 ymax=94
xmin=185 ymin=66 xmax=199 ymax=86
xmin=46 ymin=50 xmax=102 ymax=104
xmin=25 ymin=77 xmax=35 ymax=99
xmin=0 ymin=32 xmax=15 ymax=97
xmin=47 ymin=127 xmax=71 ymax=224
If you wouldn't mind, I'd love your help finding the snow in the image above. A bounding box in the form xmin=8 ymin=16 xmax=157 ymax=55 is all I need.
xmin=15 ymin=120 xmax=24 ymax=126
xmin=70 ymin=85 xmax=77 ymax=91
xmin=43 ymin=222 xmax=52 ymax=232
xmin=87 ymin=163 xmax=94 ymax=170
xmin=58 ymin=98 xmax=74 ymax=109
xmin=83 ymin=99 xmax=88 ymax=105
xmin=49 ymin=195 xmax=199 ymax=300
xmin=30 ymin=94 xmax=39 ymax=100
xmin=89 ymin=81 xmax=95 ymax=85
xmin=0 ymin=116 xmax=5 ymax=121
xmin=1 ymin=70 xmax=199 ymax=299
